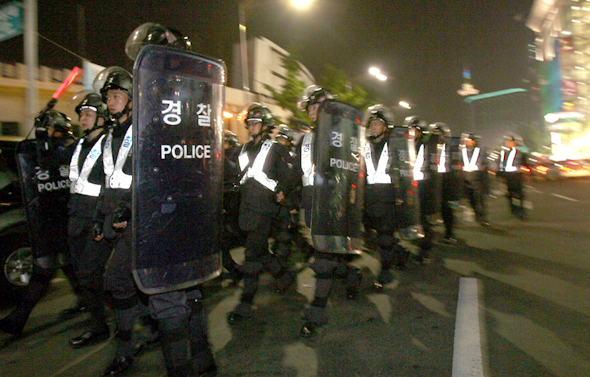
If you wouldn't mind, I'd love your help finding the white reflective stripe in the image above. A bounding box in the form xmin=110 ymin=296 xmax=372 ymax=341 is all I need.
xmin=438 ymin=143 xmax=447 ymax=173
xmin=462 ymin=147 xmax=480 ymax=172
xmin=505 ymin=148 xmax=517 ymax=172
xmin=500 ymin=150 xmax=505 ymax=171
xmin=365 ymin=142 xmax=391 ymax=184
xmin=413 ymin=144 xmax=425 ymax=181
xmin=70 ymin=135 xmax=105 ymax=197
xmin=238 ymin=144 xmax=249 ymax=171
xmin=104 ymin=126 xmax=133 ymax=189
xmin=69 ymin=139 xmax=85 ymax=184
xmin=301 ymin=132 xmax=315 ymax=186
xmin=239 ymin=139 xmax=278 ymax=191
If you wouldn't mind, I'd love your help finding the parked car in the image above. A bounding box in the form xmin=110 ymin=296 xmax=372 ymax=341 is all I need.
xmin=0 ymin=136 xmax=33 ymax=297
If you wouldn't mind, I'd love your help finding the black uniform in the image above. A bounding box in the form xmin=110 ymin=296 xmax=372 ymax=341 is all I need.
xmin=96 ymin=119 xmax=142 ymax=362
xmin=0 ymin=131 xmax=77 ymax=337
xmin=229 ymin=135 xmax=294 ymax=320
xmin=413 ymin=135 xmax=437 ymax=251
xmin=67 ymin=130 xmax=114 ymax=345
xmin=221 ymin=145 xmax=244 ymax=282
xmin=462 ymin=145 xmax=489 ymax=225
xmin=364 ymin=136 xmax=408 ymax=282
xmin=297 ymin=129 xmax=363 ymax=331
xmin=435 ymin=138 xmax=462 ymax=240
xmin=499 ymin=146 xmax=528 ymax=219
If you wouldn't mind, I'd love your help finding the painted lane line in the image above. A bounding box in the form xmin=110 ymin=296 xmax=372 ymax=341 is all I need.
xmin=452 ymin=277 xmax=484 ymax=377
xmin=550 ymin=193 xmax=579 ymax=202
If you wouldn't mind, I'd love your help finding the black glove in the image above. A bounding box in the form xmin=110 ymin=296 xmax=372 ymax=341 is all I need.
xmin=112 ymin=203 xmax=131 ymax=224
xmin=91 ymin=222 xmax=103 ymax=239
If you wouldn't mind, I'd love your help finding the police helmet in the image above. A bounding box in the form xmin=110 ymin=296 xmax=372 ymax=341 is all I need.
xmin=504 ymin=134 xmax=523 ymax=144
xmin=429 ymin=122 xmax=451 ymax=138
xmin=403 ymin=115 xmax=423 ymax=129
xmin=365 ymin=104 xmax=394 ymax=128
xmin=297 ymin=85 xmax=335 ymax=112
xmin=45 ymin=110 xmax=73 ymax=136
xmin=93 ymin=67 xmax=133 ymax=103
xmin=461 ymin=132 xmax=480 ymax=143
xmin=241 ymin=102 xmax=275 ymax=129
xmin=224 ymin=130 xmax=240 ymax=148
xmin=275 ymin=124 xmax=294 ymax=143
xmin=125 ymin=22 xmax=193 ymax=61
xmin=291 ymin=119 xmax=311 ymax=132
xmin=68 ymin=90 xmax=108 ymax=119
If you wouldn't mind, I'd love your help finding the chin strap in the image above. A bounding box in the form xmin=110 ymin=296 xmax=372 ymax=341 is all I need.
xmin=109 ymin=100 xmax=132 ymax=124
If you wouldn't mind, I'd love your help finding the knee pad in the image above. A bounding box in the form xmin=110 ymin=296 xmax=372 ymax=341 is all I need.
xmin=309 ymin=258 xmax=338 ymax=277
xmin=240 ymin=261 xmax=263 ymax=276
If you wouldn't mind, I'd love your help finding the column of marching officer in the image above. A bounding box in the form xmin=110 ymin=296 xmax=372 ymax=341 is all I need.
xmin=0 ymin=22 xmax=531 ymax=377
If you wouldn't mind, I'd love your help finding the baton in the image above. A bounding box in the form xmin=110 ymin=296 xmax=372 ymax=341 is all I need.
xmin=35 ymin=67 xmax=83 ymax=125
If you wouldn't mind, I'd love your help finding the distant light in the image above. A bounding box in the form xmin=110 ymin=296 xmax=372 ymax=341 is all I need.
xmin=572 ymin=19 xmax=581 ymax=23
xmin=369 ymin=67 xmax=381 ymax=76
xmin=223 ymin=111 xmax=234 ymax=119
xmin=562 ymin=31 xmax=572 ymax=35
xmin=575 ymin=66 xmax=585 ymax=70
xmin=572 ymin=6 xmax=581 ymax=10
xmin=291 ymin=0 xmax=312 ymax=9
xmin=399 ymin=101 xmax=411 ymax=109
xmin=544 ymin=113 xmax=559 ymax=123
xmin=376 ymin=73 xmax=387 ymax=81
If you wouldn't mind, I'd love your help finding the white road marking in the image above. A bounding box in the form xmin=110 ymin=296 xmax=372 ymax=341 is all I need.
xmin=452 ymin=277 xmax=484 ymax=377
xmin=550 ymin=193 xmax=579 ymax=202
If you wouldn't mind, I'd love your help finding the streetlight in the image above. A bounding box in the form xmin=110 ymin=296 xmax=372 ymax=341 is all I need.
xmin=368 ymin=67 xmax=388 ymax=81
xmin=239 ymin=0 xmax=311 ymax=92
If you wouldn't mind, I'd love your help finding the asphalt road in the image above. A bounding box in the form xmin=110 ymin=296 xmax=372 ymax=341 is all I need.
xmin=1 ymin=175 xmax=589 ymax=377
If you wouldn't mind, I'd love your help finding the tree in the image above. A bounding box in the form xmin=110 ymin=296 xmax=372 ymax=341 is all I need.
xmin=265 ymin=53 xmax=383 ymax=125
xmin=318 ymin=65 xmax=381 ymax=110
xmin=264 ymin=51 xmax=310 ymax=124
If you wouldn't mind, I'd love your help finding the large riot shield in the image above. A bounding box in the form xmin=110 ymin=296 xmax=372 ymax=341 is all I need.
xmin=16 ymin=140 xmax=70 ymax=269
xmin=387 ymin=126 xmax=422 ymax=240
xmin=132 ymin=45 xmax=224 ymax=294
xmin=311 ymin=100 xmax=365 ymax=254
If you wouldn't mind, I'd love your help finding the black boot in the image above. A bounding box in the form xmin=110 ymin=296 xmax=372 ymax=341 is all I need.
xmin=160 ymin=314 xmax=192 ymax=377
xmin=0 ymin=316 xmax=25 ymax=338
xmin=188 ymin=295 xmax=217 ymax=375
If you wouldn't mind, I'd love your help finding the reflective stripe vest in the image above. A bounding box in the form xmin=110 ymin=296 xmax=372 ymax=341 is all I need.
xmin=365 ymin=142 xmax=391 ymax=184
xmin=103 ymin=126 xmax=132 ymax=189
xmin=69 ymin=135 xmax=106 ymax=197
xmin=238 ymin=139 xmax=278 ymax=191
xmin=462 ymin=147 xmax=481 ymax=172
xmin=413 ymin=144 xmax=425 ymax=181
xmin=437 ymin=143 xmax=448 ymax=173
xmin=500 ymin=148 xmax=518 ymax=172
xmin=301 ymin=132 xmax=315 ymax=187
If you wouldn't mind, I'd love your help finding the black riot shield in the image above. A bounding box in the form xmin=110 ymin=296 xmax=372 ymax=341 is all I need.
xmin=132 ymin=45 xmax=224 ymax=294
xmin=311 ymin=100 xmax=365 ymax=254
xmin=16 ymin=140 xmax=71 ymax=269
xmin=387 ymin=126 xmax=422 ymax=240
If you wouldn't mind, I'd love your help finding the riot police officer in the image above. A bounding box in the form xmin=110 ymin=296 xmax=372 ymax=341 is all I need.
xmin=222 ymin=130 xmax=244 ymax=283
xmin=93 ymin=23 xmax=218 ymax=377
xmin=363 ymin=105 xmax=409 ymax=286
xmin=296 ymin=86 xmax=363 ymax=337
xmin=499 ymin=135 xmax=529 ymax=220
xmin=406 ymin=116 xmax=433 ymax=262
xmin=461 ymin=132 xmax=489 ymax=226
xmin=92 ymin=66 xmax=144 ymax=376
xmin=429 ymin=122 xmax=461 ymax=243
xmin=227 ymin=103 xmax=295 ymax=322
xmin=66 ymin=91 xmax=114 ymax=348
xmin=0 ymin=111 xmax=78 ymax=338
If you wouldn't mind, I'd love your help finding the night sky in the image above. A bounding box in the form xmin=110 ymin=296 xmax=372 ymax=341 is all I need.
xmin=0 ymin=0 xmax=535 ymax=133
